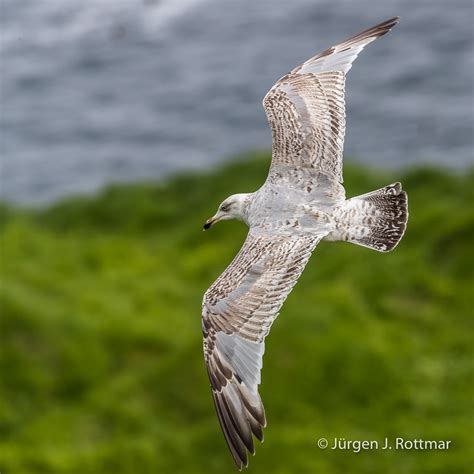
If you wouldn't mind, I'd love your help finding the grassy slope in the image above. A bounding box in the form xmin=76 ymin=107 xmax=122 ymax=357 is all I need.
xmin=1 ymin=154 xmax=473 ymax=473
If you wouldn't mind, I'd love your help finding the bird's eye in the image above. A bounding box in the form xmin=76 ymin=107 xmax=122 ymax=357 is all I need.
xmin=220 ymin=205 xmax=230 ymax=212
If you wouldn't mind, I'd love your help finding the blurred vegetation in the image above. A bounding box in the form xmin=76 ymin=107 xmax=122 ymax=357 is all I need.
xmin=1 ymin=153 xmax=473 ymax=474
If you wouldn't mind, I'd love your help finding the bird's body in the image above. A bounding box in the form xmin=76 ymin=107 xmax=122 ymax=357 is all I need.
xmin=201 ymin=17 xmax=408 ymax=469
xmin=246 ymin=172 xmax=343 ymax=233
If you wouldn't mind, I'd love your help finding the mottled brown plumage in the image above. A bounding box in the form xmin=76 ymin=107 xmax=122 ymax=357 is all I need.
xmin=202 ymin=17 xmax=407 ymax=470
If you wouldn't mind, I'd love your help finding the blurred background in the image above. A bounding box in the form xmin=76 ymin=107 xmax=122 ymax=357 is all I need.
xmin=1 ymin=0 xmax=473 ymax=204
xmin=0 ymin=1 xmax=473 ymax=473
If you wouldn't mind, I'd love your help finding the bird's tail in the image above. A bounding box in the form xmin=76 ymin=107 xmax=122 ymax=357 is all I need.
xmin=325 ymin=183 xmax=408 ymax=252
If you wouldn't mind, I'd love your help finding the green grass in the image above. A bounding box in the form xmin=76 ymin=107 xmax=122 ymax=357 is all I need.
xmin=1 ymin=153 xmax=473 ymax=473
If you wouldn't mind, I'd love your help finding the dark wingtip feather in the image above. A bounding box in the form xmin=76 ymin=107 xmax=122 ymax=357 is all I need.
xmin=210 ymin=380 xmax=266 ymax=470
xmin=348 ymin=16 xmax=400 ymax=43
xmin=376 ymin=16 xmax=400 ymax=36
xmin=205 ymin=337 xmax=267 ymax=470
xmin=212 ymin=390 xmax=247 ymax=469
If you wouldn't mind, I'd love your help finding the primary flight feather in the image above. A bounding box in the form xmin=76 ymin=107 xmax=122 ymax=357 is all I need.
xmin=201 ymin=17 xmax=408 ymax=469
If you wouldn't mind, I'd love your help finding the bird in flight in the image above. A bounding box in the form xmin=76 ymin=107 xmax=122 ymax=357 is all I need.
xmin=201 ymin=17 xmax=408 ymax=469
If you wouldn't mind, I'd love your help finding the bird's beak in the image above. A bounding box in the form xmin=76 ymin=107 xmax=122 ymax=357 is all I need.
xmin=203 ymin=216 xmax=218 ymax=230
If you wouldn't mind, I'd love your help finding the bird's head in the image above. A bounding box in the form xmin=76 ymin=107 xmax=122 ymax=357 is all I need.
xmin=203 ymin=193 xmax=251 ymax=230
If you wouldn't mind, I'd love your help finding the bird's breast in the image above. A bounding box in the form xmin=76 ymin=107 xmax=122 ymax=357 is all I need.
xmin=248 ymin=186 xmax=335 ymax=234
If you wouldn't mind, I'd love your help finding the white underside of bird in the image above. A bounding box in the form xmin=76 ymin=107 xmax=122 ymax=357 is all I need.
xmin=201 ymin=16 xmax=408 ymax=470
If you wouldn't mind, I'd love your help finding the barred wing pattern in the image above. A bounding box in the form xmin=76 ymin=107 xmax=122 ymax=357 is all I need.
xmin=203 ymin=17 xmax=401 ymax=470
xmin=202 ymin=230 xmax=323 ymax=468
xmin=264 ymin=17 xmax=399 ymax=185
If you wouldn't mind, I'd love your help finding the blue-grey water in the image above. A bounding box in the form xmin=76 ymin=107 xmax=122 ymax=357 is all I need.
xmin=1 ymin=0 xmax=473 ymax=204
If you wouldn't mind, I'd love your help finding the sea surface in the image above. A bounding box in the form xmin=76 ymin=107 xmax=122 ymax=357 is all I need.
xmin=1 ymin=0 xmax=473 ymax=204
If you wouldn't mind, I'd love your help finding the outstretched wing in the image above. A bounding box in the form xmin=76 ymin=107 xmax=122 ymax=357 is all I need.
xmin=202 ymin=230 xmax=323 ymax=469
xmin=263 ymin=17 xmax=399 ymax=186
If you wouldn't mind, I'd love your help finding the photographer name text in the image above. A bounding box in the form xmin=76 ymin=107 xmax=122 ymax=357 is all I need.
xmin=317 ymin=437 xmax=451 ymax=452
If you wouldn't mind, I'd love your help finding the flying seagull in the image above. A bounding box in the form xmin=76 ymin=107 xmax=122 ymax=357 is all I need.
xmin=202 ymin=17 xmax=408 ymax=469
